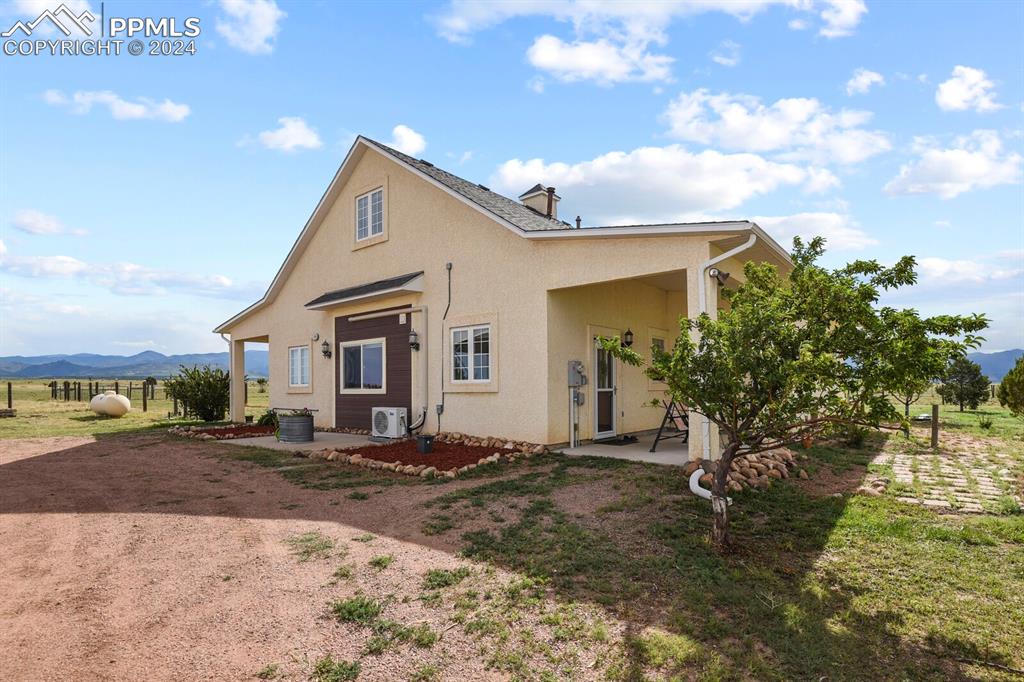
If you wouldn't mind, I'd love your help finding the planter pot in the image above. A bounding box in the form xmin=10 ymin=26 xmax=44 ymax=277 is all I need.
xmin=244 ymin=415 xmax=254 ymax=423
xmin=278 ymin=414 xmax=314 ymax=443
xmin=416 ymin=434 xmax=435 ymax=454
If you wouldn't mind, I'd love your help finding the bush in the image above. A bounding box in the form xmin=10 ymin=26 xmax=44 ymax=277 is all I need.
xmin=164 ymin=365 xmax=230 ymax=422
xmin=257 ymin=409 xmax=278 ymax=427
xmin=978 ymin=415 xmax=994 ymax=430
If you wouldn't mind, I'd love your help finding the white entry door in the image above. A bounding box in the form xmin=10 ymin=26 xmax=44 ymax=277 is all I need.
xmin=594 ymin=341 xmax=616 ymax=440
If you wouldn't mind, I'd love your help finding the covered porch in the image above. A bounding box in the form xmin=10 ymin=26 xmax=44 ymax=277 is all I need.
xmin=227 ymin=333 xmax=269 ymax=423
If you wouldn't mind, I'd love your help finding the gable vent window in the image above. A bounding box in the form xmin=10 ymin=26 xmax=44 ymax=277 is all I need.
xmin=356 ymin=188 xmax=384 ymax=241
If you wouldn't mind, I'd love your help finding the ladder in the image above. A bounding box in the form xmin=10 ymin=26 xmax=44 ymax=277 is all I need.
xmin=650 ymin=399 xmax=689 ymax=452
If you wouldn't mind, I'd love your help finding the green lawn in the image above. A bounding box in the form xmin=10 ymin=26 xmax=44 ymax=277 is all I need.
xmin=0 ymin=379 xmax=270 ymax=439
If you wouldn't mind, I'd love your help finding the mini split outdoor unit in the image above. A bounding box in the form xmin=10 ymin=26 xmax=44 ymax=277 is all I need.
xmin=371 ymin=407 xmax=407 ymax=439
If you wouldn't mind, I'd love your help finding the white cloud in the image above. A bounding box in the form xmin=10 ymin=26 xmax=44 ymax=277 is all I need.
xmin=884 ymin=130 xmax=1022 ymax=199
xmin=753 ymin=212 xmax=877 ymax=250
xmin=788 ymin=18 xmax=808 ymax=30
xmin=526 ymin=34 xmax=673 ymax=85
xmin=933 ymin=220 xmax=951 ymax=229
xmin=710 ymin=40 xmax=741 ymax=67
xmin=935 ymin=65 xmax=1003 ymax=112
xmin=43 ymin=89 xmax=190 ymax=122
xmin=845 ymin=68 xmax=884 ymax=95
xmin=257 ymin=117 xmax=322 ymax=152
xmin=387 ymin=124 xmax=427 ymax=155
xmin=663 ymin=88 xmax=891 ymax=164
xmin=0 ymin=247 xmax=262 ymax=299
xmin=11 ymin=209 xmax=87 ymax=236
xmin=216 ymin=0 xmax=285 ymax=55
xmin=435 ymin=2 xmax=865 ymax=87
xmin=916 ymin=256 xmax=1022 ymax=284
xmin=490 ymin=144 xmax=833 ymax=225
xmin=819 ymin=0 xmax=867 ymax=38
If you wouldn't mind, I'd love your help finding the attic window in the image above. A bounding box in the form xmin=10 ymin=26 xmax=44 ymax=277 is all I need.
xmin=356 ymin=188 xmax=384 ymax=241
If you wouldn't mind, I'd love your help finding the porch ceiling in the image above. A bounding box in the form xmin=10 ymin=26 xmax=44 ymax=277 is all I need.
xmin=548 ymin=267 xmax=687 ymax=293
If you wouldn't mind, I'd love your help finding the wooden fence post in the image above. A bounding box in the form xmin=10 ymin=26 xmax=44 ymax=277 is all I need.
xmin=244 ymin=381 xmax=248 ymax=406
xmin=114 ymin=381 xmax=119 ymax=396
xmin=7 ymin=382 xmax=11 ymax=409
xmin=142 ymin=387 xmax=147 ymax=412
xmin=930 ymin=404 xmax=939 ymax=448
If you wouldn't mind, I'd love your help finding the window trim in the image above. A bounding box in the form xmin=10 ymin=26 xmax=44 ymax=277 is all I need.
xmin=355 ymin=187 xmax=385 ymax=242
xmin=288 ymin=345 xmax=311 ymax=389
xmin=339 ymin=337 xmax=387 ymax=395
xmin=647 ymin=327 xmax=669 ymax=391
xmin=450 ymin=324 xmax=491 ymax=384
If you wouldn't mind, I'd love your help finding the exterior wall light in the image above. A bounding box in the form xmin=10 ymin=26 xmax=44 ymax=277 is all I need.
xmin=321 ymin=340 xmax=332 ymax=359
xmin=409 ymin=329 xmax=420 ymax=351
xmin=622 ymin=328 xmax=634 ymax=347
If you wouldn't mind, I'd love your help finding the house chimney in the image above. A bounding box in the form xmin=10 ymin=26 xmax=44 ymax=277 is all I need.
xmin=518 ymin=184 xmax=559 ymax=220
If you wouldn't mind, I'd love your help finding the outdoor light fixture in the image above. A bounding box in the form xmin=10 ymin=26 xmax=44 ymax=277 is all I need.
xmin=708 ymin=268 xmax=730 ymax=286
xmin=623 ymin=328 xmax=634 ymax=347
xmin=320 ymin=340 xmax=332 ymax=359
xmin=409 ymin=329 xmax=421 ymax=351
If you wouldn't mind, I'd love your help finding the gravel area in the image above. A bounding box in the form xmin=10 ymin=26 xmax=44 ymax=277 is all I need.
xmin=0 ymin=434 xmax=541 ymax=681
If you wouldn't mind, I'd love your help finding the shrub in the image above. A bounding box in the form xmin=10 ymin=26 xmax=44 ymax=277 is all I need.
xmin=330 ymin=596 xmax=383 ymax=624
xmin=257 ymin=409 xmax=278 ymax=427
xmin=978 ymin=415 xmax=994 ymax=430
xmin=311 ymin=655 xmax=360 ymax=681
xmin=164 ymin=365 xmax=230 ymax=422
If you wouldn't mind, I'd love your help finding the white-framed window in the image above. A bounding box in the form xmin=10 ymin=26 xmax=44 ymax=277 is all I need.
xmin=451 ymin=324 xmax=490 ymax=382
xmin=356 ymin=187 xmax=384 ymax=241
xmin=341 ymin=338 xmax=386 ymax=394
xmin=651 ymin=336 xmax=665 ymax=357
xmin=288 ymin=345 xmax=310 ymax=387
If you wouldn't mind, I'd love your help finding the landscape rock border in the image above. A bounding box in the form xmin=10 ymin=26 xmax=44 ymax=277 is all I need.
xmin=681 ymin=447 xmax=808 ymax=492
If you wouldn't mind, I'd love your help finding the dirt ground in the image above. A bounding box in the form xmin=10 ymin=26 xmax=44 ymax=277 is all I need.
xmin=0 ymin=434 xmax=528 ymax=682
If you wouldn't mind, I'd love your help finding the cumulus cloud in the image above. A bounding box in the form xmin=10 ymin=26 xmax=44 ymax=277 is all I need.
xmin=0 ymin=247 xmax=262 ymax=300
xmin=845 ymin=68 xmax=884 ymax=95
xmin=935 ymin=65 xmax=1003 ymax=112
xmin=663 ymin=89 xmax=891 ymax=165
xmin=753 ymin=212 xmax=878 ymax=250
xmin=434 ymin=2 xmax=867 ymax=87
xmin=709 ymin=40 xmax=741 ymax=67
xmin=387 ymin=124 xmax=427 ymax=155
xmin=257 ymin=117 xmax=322 ymax=152
xmin=884 ymin=130 xmax=1022 ymax=199
xmin=43 ymin=89 xmax=190 ymax=122
xmin=491 ymin=144 xmax=833 ymax=225
xmin=11 ymin=209 xmax=88 ymax=236
xmin=216 ymin=0 xmax=285 ymax=55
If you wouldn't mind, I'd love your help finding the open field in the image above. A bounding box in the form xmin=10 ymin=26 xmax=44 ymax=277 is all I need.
xmin=0 ymin=379 xmax=270 ymax=439
xmin=1 ymin=402 xmax=1021 ymax=680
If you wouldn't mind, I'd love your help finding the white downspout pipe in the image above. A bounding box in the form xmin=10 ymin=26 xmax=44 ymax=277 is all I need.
xmin=697 ymin=233 xmax=757 ymax=460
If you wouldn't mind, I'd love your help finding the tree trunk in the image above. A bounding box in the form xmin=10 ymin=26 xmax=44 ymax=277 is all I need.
xmin=710 ymin=443 xmax=740 ymax=552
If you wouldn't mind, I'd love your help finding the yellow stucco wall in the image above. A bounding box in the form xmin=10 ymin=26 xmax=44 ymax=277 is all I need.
xmin=222 ymin=143 xmax=788 ymax=446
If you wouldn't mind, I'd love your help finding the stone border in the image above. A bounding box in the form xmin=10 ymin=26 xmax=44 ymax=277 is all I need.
xmin=167 ymin=424 xmax=275 ymax=441
xmin=306 ymin=447 xmax=542 ymax=480
xmin=681 ymin=447 xmax=807 ymax=492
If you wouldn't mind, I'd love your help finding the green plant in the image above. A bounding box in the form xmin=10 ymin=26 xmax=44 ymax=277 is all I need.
xmin=937 ymin=356 xmax=991 ymax=412
xmin=996 ymin=356 xmax=1024 ymax=422
xmin=978 ymin=415 xmax=994 ymax=430
xmin=255 ymin=663 xmax=279 ymax=679
xmin=332 ymin=564 xmax=354 ymax=580
xmin=409 ymin=664 xmax=439 ymax=681
xmin=255 ymin=376 xmax=268 ymax=393
xmin=353 ymin=533 xmax=375 ymax=542
xmin=283 ymin=531 xmax=334 ymax=562
xmin=369 ymin=554 xmax=394 ymax=570
xmin=257 ymin=409 xmax=278 ymax=427
xmin=312 ymin=655 xmax=360 ymax=681
xmin=347 ymin=491 xmax=369 ymax=500
xmin=330 ymin=596 xmax=383 ymax=624
xmin=423 ymin=567 xmax=471 ymax=590
xmin=164 ymin=365 xmax=230 ymax=422
xmin=600 ymin=236 xmax=987 ymax=550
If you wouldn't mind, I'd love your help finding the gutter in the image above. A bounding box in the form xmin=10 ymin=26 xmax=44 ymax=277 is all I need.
xmin=697 ymin=233 xmax=757 ymax=460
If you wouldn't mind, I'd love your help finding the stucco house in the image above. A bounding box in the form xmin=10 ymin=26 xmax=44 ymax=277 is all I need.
xmin=214 ymin=136 xmax=792 ymax=460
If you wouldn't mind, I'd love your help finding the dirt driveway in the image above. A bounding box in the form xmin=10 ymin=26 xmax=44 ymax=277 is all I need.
xmin=0 ymin=434 xmax=516 ymax=682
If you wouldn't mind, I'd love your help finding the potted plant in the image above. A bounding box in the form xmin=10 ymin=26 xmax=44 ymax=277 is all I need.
xmin=277 ymin=407 xmax=315 ymax=443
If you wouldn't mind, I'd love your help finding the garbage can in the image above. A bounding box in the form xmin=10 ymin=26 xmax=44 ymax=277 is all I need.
xmin=416 ymin=434 xmax=434 ymax=454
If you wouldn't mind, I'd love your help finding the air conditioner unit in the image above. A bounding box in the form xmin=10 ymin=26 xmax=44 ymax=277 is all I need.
xmin=371 ymin=407 xmax=407 ymax=439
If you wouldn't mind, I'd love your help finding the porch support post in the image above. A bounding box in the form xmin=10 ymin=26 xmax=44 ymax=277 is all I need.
xmin=229 ymin=338 xmax=246 ymax=423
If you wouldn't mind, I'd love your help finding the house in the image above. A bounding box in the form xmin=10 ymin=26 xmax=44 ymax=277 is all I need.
xmin=214 ymin=136 xmax=792 ymax=460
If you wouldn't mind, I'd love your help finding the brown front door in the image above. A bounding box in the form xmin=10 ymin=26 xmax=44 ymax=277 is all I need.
xmin=335 ymin=305 xmax=412 ymax=430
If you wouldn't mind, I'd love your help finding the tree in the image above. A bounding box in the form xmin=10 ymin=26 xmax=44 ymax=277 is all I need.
xmin=164 ymin=365 xmax=230 ymax=422
xmin=602 ymin=237 xmax=986 ymax=551
xmin=996 ymin=356 xmax=1024 ymax=422
xmin=256 ymin=377 xmax=268 ymax=393
xmin=890 ymin=378 xmax=933 ymax=419
xmin=936 ymin=356 xmax=990 ymax=412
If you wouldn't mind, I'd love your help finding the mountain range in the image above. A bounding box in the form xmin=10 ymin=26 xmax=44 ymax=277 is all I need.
xmin=0 ymin=350 xmax=269 ymax=378
xmin=967 ymin=349 xmax=1023 ymax=382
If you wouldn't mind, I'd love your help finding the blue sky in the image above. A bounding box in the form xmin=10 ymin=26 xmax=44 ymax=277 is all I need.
xmin=1 ymin=0 xmax=1021 ymax=356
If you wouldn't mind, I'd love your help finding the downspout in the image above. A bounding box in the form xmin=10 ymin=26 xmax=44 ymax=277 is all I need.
xmin=697 ymin=233 xmax=757 ymax=459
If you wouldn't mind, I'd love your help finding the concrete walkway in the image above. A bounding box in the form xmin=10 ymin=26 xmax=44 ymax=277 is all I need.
xmin=565 ymin=433 xmax=691 ymax=466
xmin=220 ymin=431 xmax=373 ymax=453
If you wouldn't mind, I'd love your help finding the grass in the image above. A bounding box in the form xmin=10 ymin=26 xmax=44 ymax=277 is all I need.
xmin=254 ymin=663 xmax=279 ymax=679
xmin=0 ymin=378 xmax=269 ymax=439
xmin=409 ymin=664 xmax=439 ymax=681
xmin=283 ymin=531 xmax=335 ymax=562
xmin=368 ymin=554 xmax=394 ymax=570
xmin=422 ymin=567 xmax=471 ymax=590
xmin=311 ymin=655 xmax=360 ymax=682
xmin=329 ymin=596 xmax=383 ymax=625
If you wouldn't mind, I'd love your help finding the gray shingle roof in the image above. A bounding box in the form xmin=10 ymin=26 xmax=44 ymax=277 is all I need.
xmin=361 ymin=137 xmax=569 ymax=232
xmin=306 ymin=271 xmax=423 ymax=308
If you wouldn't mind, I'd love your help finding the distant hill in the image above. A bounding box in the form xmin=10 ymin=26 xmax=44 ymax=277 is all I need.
xmin=967 ymin=349 xmax=1022 ymax=382
xmin=0 ymin=350 xmax=269 ymax=378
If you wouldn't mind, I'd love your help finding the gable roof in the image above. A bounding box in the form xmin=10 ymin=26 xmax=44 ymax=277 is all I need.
xmin=360 ymin=138 xmax=569 ymax=232
xmin=214 ymin=135 xmax=791 ymax=333
xmin=305 ymin=271 xmax=424 ymax=310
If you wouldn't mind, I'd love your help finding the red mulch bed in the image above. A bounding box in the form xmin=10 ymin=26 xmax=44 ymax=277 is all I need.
xmin=352 ymin=439 xmax=511 ymax=470
xmin=196 ymin=425 xmax=276 ymax=438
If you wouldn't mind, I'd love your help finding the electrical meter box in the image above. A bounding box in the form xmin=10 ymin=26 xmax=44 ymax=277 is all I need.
xmin=568 ymin=360 xmax=587 ymax=387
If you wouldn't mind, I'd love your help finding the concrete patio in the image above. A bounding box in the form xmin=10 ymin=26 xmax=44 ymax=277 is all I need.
xmin=565 ymin=433 xmax=692 ymax=466
xmin=220 ymin=431 xmax=373 ymax=453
